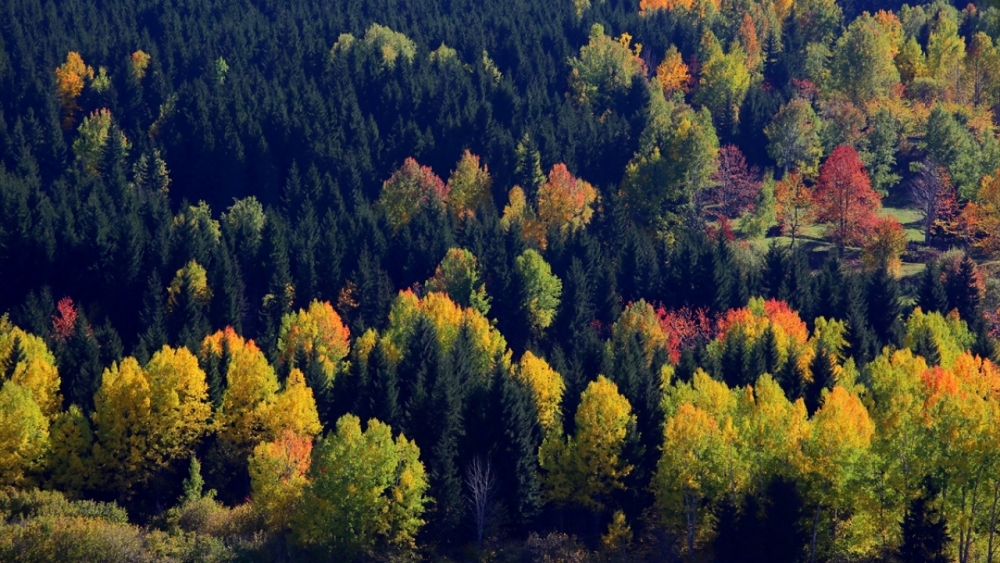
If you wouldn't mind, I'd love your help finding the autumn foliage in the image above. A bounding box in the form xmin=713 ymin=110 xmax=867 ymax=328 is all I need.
xmin=813 ymin=145 xmax=882 ymax=247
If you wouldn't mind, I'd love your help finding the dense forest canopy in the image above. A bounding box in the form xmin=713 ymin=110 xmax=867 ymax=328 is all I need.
xmin=6 ymin=0 xmax=1000 ymax=561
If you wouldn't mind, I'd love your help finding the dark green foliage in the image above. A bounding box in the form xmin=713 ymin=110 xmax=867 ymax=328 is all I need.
xmin=918 ymin=260 xmax=949 ymax=315
xmin=898 ymin=479 xmax=950 ymax=563
xmin=805 ymin=347 xmax=836 ymax=416
xmin=945 ymin=256 xmax=981 ymax=324
xmin=714 ymin=477 xmax=809 ymax=563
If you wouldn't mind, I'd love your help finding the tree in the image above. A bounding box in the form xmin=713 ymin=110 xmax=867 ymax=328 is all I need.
xmin=167 ymin=260 xmax=213 ymax=353
xmin=292 ymin=415 xmax=428 ymax=561
xmin=766 ymin=98 xmax=824 ymax=177
xmin=91 ymin=347 xmax=211 ymax=499
xmin=0 ymin=381 xmax=49 ymax=486
xmin=620 ymin=88 xmax=719 ymax=233
xmin=0 ymin=321 xmax=61 ymax=419
xmin=540 ymin=376 xmax=635 ymax=512
xmin=514 ymin=351 xmax=565 ymax=435
xmin=54 ymin=51 xmax=93 ymax=129
xmin=813 ymin=145 xmax=881 ymax=248
xmin=963 ymin=170 xmax=1000 ymax=257
xmin=515 ymin=249 xmax=562 ymax=331
xmin=277 ymin=300 xmax=351 ymax=384
xmin=447 ymin=150 xmax=493 ymax=220
xmin=703 ymin=145 xmax=761 ymax=220
xmin=425 ymin=248 xmax=491 ymax=315
xmin=831 ymin=13 xmax=900 ymax=104
xmin=568 ymin=24 xmax=645 ymax=106
xmin=696 ymin=31 xmax=752 ymax=132
xmin=378 ymin=158 xmax=448 ymax=229
xmin=535 ymin=164 xmax=597 ymax=241
xmin=861 ymin=217 xmax=907 ymax=277
xmin=910 ymin=160 xmax=958 ymax=245
xmin=201 ymin=329 xmax=279 ymax=454
xmin=898 ymin=480 xmax=950 ymax=563
xmin=250 ymin=429 xmax=313 ymax=533
xmin=799 ymin=386 xmax=874 ymax=563
xmin=774 ymin=171 xmax=814 ymax=243
xmin=465 ymin=456 xmax=497 ymax=548
xmin=656 ymin=46 xmax=690 ymax=95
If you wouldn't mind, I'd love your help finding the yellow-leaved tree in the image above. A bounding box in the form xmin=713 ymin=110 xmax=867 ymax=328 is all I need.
xmin=91 ymin=346 xmax=211 ymax=499
xmin=250 ymin=429 xmax=314 ymax=534
xmin=540 ymin=376 xmax=634 ymax=513
xmin=277 ymin=300 xmax=351 ymax=384
xmin=0 ymin=380 xmax=50 ymax=486
xmin=514 ymin=351 xmax=565 ymax=435
xmin=0 ymin=319 xmax=61 ymax=419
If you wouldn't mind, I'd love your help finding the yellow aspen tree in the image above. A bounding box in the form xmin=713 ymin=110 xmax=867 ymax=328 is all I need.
xmin=446 ymin=150 xmax=493 ymax=220
xmin=277 ymin=300 xmax=351 ymax=381
xmin=250 ymin=429 xmax=313 ymax=533
xmin=514 ymin=351 xmax=565 ymax=434
xmin=656 ymin=46 xmax=690 ymax=95
xmin=799 ymin=386 xmax=876 ymax=561
xmin=92 ymin=347 xmax=210 ymax=498
xmin=540 ymin=376 xmax=634 ymax=512
xmin=0 ymin=320 xmax=61 ymax=418
xmin=0 ymin=380 xmax=49 ymax=486
xmin=46 ymin=404 xmax=96 ymax=496
xmin=204 ymin=329 xmax=280 ymax=453
xmin=266 ymin=368 xmax=322 ymax=440
xmin=292 ymin=415 xmax=429 ymax=559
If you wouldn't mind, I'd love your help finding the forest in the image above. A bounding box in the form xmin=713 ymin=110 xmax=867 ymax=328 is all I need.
xmin=4 ymin=0 xmax=1000 ymax=560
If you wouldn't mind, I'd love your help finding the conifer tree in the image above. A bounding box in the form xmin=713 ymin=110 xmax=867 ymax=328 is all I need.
xmin=426 ymin=334 xmax=466 ymax=540
xmin=945 ymin=256 xmax=981 ymax=323
xmin=898 ymin=480 xmax=950 ymax=563
xmin=918 ymin=260 xmax=949 ymax=314
xmin=867 ymin=265 xmax=903 ymax=349
xmin=367 ymin=339 xmax=400 ymax=431
xmin=805 ymin=347 xmax=836 ymax=416
xmin=491 ymin=364 xmax=542 ymax=530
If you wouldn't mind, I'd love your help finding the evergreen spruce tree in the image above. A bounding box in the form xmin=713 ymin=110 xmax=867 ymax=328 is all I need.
xmin=302 ymin=347 xmax=331 ymax=428
xmin=3 ymin=335 xmax=25 ymax=381
xmin=813 ymin=252 xmax=844 ymax=321
xmin=913 ymin=329 xmax=941 ymax=366
xmin=135 ymin=271 xmax=168 ymax=364
xmin=946 ymin=256 xmax=981 ymax=323
xmin=426 ymin=336 xmax=466 ymax=541
xmin=763 ymin=243 xmax=789 ymax=301
xmin=61 ymin=310 xmax=102 ymax=413
xmin=761 ymin=325 xmax=781 ymax=376
xmin=776 ymin=348 xmax=805 ymax=402
xmin=845 ymin=273 xmax=876 ymax=365
xmin=720 ymin=331 xmax=749 ymax=388
xmin=491 ymin=362 xmax=542 ymax=530
xmin=367 ymin=339 xmax=401 ymax=430
xmin=867 ymin=266 xmax=903 ymax=350
xmin=180 ymin=456 xmax=205 ymax=505
xmin=898 ymin=479 xmax=950 ymax=563
xmin=713 ymin=234 xmax=737 ymax=312
xmin=399 ymin=316 xmax=440 ymax=442
xmin=805 ymin=347 xmax=836 ymax=416
xmin=787 ymin=247 xmax=814 ymax=321
xmin=918 ymin=260 xmax=949 ymax=314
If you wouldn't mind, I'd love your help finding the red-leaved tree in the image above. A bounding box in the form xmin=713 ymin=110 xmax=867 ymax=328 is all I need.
xmin=52 ymin=297 xmax=78 ymax=342
xmin=813 ymin=145 xmax=881 ymax=248
xmin=655 ymin=306 xmax=714 ymax=364
xmin=703 ymin=145 xmax=761 ymax=220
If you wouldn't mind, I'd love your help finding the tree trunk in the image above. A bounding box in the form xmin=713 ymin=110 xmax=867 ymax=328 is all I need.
xmin=810 ymin=505 xmax=822 ymax=563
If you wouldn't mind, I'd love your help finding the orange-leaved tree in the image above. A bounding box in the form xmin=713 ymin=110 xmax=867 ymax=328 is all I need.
xmin=813 ymin=145 xmax=881 ymax=248
xmin=54 ymin=51 xmax=94 ymax=129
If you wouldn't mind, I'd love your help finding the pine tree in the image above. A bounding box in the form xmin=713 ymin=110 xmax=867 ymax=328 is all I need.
xmin=805 ymin=347 xmax=835 ymax=416
xmin=367 ymin=340 xmax=400 ymax=431
xmin=720 ymin=331 xmax=749 ymax=388
xmin=761 ymin=325 xmax=781 ymax=376
xmin=713 ymin=234 xmax=737 ymax=312
xmin=491 ymin=364 xmax=542 ymax=530
xmin=946 ymin=256 xmax=981 ymax=323
xmin=763 ymin=242 xmax=789 ymax=301
xmin=180 ymin=455 xmax=205 ymax=505
xmin=918 ymin=260 xmax=949 ymax=314
xmin=898 ymin=480 xmax=950 ymax=563
xmin=913 ymin=329 xmax=942 ymax=366
xmin=776 ymin=348 xmax=805 ymax=402
xmin=425 ymin=336 xmax=466 ymax=540
xmin=135 ymin=271 xmax=168 ymax=365
xmin=845 ymin=273 xmax=875 ymax=365
xmin=867 ymin=265 xmax=903 ymax=350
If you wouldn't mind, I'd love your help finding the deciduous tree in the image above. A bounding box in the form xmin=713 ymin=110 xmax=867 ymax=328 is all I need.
xmin=813 ymin=145 xmax=881 ymax=248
